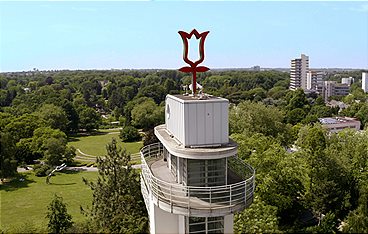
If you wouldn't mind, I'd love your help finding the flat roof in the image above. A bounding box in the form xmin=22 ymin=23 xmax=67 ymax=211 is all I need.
xmin=319 ymin=117 xmax=360 ymax=125
xmin=167 ymin=94 xmax=228 ymax=103
xmin=154 ymin=124 xmax=237 ymax=159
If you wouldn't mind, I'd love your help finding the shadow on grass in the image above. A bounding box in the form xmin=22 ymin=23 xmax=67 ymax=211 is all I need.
xmin=63 ymin=168 xmax=89 ymax=174
xmin=49 ymin=182 xmax=77 ymax=186
xmin=68 ymin=130 xmax=111 ymax=143
xmin=0 ymin=175 xmax=35 ymax=192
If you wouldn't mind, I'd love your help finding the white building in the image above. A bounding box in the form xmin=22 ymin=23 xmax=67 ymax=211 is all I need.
xmin=140 ymin=94 xmax=255 ymax=234
xmin=362 ymin=72 xmax=368 ymax=93
xmin=341 ymin=77 xmax=354 ymax=86
xmin=290 ymin=54 xmax=309 ymax=90
xmin=319 ymin=117 xmax=361 ymax=133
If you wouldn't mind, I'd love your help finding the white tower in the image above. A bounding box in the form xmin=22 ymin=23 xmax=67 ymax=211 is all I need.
xmin=362 ymin=72 xmax=368 ymax=93
xmin=290 ymin=54 xmax=309 ymax=90
xmin=140 ymin=94 xmax=255 ymax=234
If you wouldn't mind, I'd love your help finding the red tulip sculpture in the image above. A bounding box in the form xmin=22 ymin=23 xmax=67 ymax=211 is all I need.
xmin=178 ymin=29 xmax=210 ymax=96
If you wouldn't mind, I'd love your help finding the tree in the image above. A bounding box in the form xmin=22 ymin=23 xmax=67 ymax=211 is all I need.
xmin=27 ymin=127 xmax=73 ymax=166
xmin=119 ymin=125 xmax=141 ymax=142
xmin=4 ymin=114 xmax=44 ymax=142
xmin=143 ymin=129 xmax=159 ymax=146
xmin=286 ymin=89 xmax=309 ymax=110
xmin=78 ymin=107 xmax=101 ymax=132
xmin=37 ymin=104 xmax=68 ymax=132
xmin=44 ymin=138 xmax=69 ymax=166
xmin=82 ymin=138 xmax=148 ymax=233
xmin=306 ymin=212 xmax=337 ymax=233
xmin=297 ymin=125 xmax=352 ymax=216
xmin=61 ymin=101 xmax=79 ymax=133
xmin=229 ymin=101 xmax=290 ymax=145
xmin=46 ymin=194 xmax=73 ymax=233
xmin=0 ymin=132 xmax=17 ymax=181
xmin=286 ymin=108 xmax=307 ymax=125
xmin=234 ymin=196 xmax=281 ymax=234
xmin=131 ymin=99 xmax=164 ymax=130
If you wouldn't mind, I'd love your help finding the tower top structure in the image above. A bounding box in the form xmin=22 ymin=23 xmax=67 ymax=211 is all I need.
xmin=178 ymin=29 xmax=210 ymax=96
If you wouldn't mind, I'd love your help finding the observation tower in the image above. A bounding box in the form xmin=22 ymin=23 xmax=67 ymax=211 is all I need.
xmin=140 ymin=30 xmax=255 ymax=234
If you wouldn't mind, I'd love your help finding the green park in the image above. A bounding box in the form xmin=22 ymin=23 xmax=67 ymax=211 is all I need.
xmin=1 ymin=128 xmax=143 ymax=232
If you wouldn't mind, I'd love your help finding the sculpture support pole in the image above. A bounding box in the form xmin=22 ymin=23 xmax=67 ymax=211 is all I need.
xmin=192 ymin=70 xmax=197 ymax=96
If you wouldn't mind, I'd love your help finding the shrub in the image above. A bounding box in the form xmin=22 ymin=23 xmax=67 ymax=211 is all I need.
xmin=34 ymin=164 xmax=51 ymax=177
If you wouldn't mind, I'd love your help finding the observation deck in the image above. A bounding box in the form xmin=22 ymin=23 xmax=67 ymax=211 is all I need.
xmin=140 ymin=143 xmax=255 ymax=217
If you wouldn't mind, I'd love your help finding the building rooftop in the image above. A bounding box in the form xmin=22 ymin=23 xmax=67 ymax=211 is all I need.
xmin=168 ymin=94 xmax=228 ymax=103
xmin=319 ymin=117 xmax=360 ymax=125
xmin=154 ymin=124 xmax=237 ymax=159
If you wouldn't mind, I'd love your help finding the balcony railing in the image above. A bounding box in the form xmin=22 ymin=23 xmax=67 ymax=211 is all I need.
xmin=140 ymin=143 xmax=255 ymax=217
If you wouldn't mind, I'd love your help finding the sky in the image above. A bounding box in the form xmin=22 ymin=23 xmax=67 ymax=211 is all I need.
xmin=0 ymin=1 xmax=367 ymax=72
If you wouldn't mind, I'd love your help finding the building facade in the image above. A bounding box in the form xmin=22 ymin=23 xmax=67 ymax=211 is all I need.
xmin=307 ymin=70 xmax=325 ymax=92
xmin=140 ymin=94 xmax=255 ymax=234
xmin=341 ymin=77 xmax=354 ymax=86
xmin=323 ymin=81 xmax=350 ymax=102
xmin=362 ymin=72 xmax=368 ymax=93
xmin=290 ymin=54 xmax=309 ymax=90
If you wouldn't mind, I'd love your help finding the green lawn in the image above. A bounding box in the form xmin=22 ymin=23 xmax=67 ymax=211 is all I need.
xmin=68 ymin=129 xmax=143 ymax=160
xmin=0 ymin=171 xmax=97 ymax=232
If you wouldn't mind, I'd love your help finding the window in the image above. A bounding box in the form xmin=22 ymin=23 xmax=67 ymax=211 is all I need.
xmin=188 ymin=216 xmax=224 ymax=234
xmin=186 ymin=158 xmax=226 ymax=187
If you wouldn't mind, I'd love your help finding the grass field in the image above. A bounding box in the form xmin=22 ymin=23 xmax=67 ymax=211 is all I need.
xmin=68 ymin=129 xmax=143 ymax=162
xmin=0 ymin=171 xmax=97 ymax=232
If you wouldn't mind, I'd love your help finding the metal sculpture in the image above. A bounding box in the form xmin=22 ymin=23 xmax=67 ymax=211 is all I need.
xmin=178 ymin=29 xmax=210 ymax=96
xmin=46 ymin=163 xmax=67 ymax=184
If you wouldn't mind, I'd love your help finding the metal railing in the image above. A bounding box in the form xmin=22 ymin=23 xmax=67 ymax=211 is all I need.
xmin=140 ymin=143 xmax=255 ymax=216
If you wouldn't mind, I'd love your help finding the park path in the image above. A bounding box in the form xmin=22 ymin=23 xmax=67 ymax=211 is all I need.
xmin=17 ymin=164 xmax=141 ymax=173
xmin=76 ymin=149 xmax=95 ymax=157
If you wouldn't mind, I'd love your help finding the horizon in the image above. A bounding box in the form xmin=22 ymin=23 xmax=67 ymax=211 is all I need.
xmin=1 ymin=1 xmax=367 ymax=72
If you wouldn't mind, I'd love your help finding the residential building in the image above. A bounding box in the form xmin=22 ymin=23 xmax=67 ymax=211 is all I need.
xmin=307 ymin=70 xmax=324 ymax=92
xmin=341 ymin=77 xmax=354 ymax=86
xmin=290 ymin=54 xmax=309 ymax=90
xmin=141 ymin=94 xmax=255 ymax=234
xmin=323 ymin=81 xmax=350 ymax=102
xmin=362 ymin=72 xmax=368 ymax=93
xmin=319 ymin=117 xmax=361 ymax=133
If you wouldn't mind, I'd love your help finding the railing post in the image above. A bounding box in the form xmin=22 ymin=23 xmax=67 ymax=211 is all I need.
xmin=188 ymin=187 xmax=190 ymax=215
xmin=244 ymin=181 xmax=247 ymax=205
xmin=170 ymin=184 xmax=172 ymax=213
xmin=209 ymin=187 xmax=212 ymax=209
xmin=229 ymin=184 xmax=232 ymax=206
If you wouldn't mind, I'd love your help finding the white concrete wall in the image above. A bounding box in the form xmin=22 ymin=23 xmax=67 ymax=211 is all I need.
xmin=183 ymin=100 xmax=228 ymax=146
xmin=166 ymin=95 xmax=229 ymax=147
xmin=166 ymin=97 xmax=185 ymax=143
xmin=150 ymin=203 xmax=183 ymax=234
xmin=224 ymin=214 xmax=234 ymax=234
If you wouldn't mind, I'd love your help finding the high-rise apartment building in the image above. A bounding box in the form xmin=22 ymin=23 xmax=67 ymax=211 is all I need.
xmin=362 ymin=72 xmax=368 ymax=93
xmin=290 ymin=54 xmax=309 ymax=90
xmin=140 ymin=94 xmax=255 ymax=233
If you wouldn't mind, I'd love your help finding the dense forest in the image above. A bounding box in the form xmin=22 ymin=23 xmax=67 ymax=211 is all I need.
xmin=1 ymin=69 xmax=368 ymax=233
